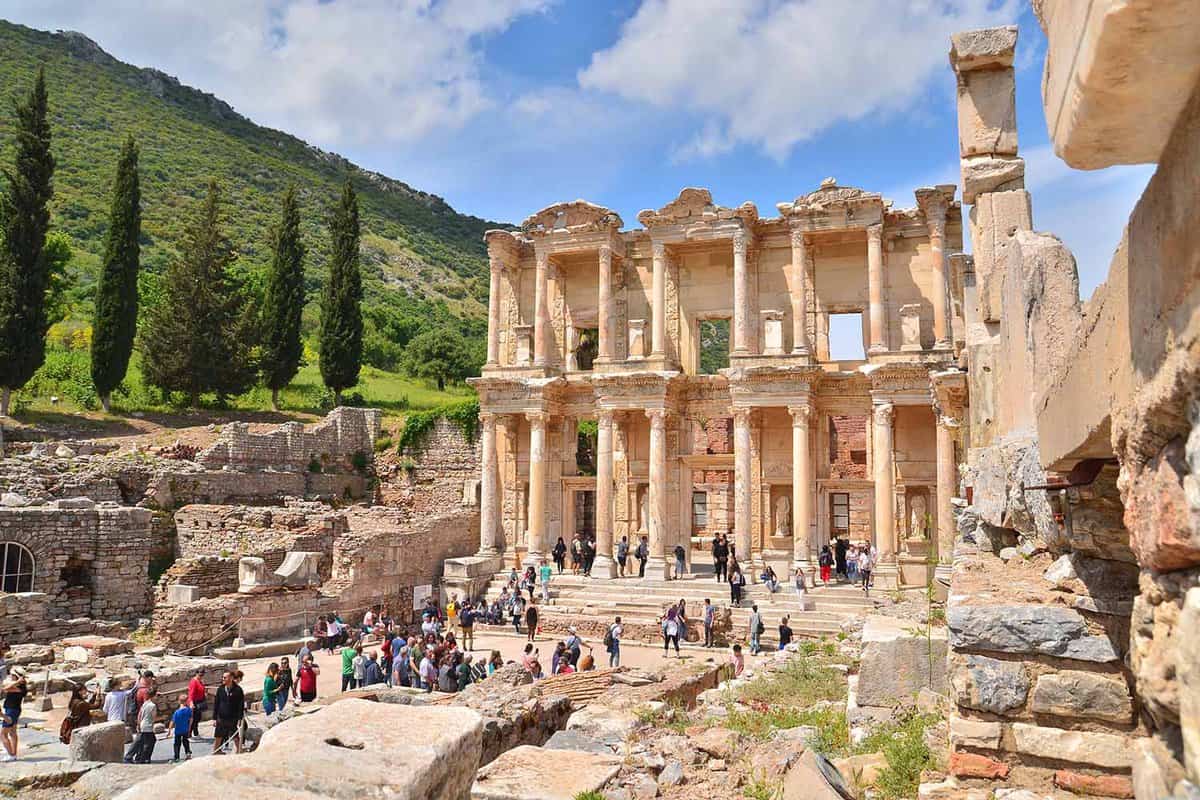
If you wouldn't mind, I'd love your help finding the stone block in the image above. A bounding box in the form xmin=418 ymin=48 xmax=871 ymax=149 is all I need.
xmin=471 ymin=745 xmax=620 ymax=800
xmin=899 ymin=304 xmax=922 ymax=351
xmin=1132 ymin=736 xmax=1187 ymax=800
xmin=1043 ymin=554 xmax=1139 ymax=598
xmin=857 ymin=615 xmax=949 ymax=708
xmin=565 ymin=704 xmax=639 ymax=749
xmin=273 ymin=551 xmax=322 ymax=587
xmin=969 ymin=190 xmax=1031 ymax=324
xmin=834 ymin=752 xmax=888 ymax=788
xmin=949 ymin=715 xmax=1002 ymax=750
xmin=956 ymin=67 xmax=1018 ymax=158
xmin=1054 ymin=770 xmax=1134 ymax=798
xmin=117 ymin=699 xmax=484 ymax=800
xmin=781 ymin=750 xmax=848 ymax=800
xmin=960 ymin=155 xmax=1025 ymax=204
xmin=1030 ymin=671 xmax=1133 ymax=724
xmin=1181 ymin=587 xmax=1200 ymax=783
xmin=73 ymin=763 xmax=174 ymax=799
xmin=949 ymin=26 xmax=1018 ymax=72
xmin=948 ymin=604 xmax=1120 ymax=662
xmin=1011 ymin=723 xmax=1132 ymax=769
xmin=69 ymin=720 xmax=127 ymax=763
xmin=238 ymin=556 xmax=268 ymax=592
xmin=166 ymin=584 xmax=200 ymax=604
xmin=0 ymin=760 xmax=102 ymax=791
xmin=950 ymin=751 xmax=1011 ymax=779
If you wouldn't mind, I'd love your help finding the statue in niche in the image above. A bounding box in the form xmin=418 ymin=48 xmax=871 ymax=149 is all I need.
xmin=639 ymin=487 xmax=649 ymax=533
xmin=575 ymin=330 xmax=597 ymax=371
xmin=909 ymin=494 xmax=929 ymax=539
xmin=774 ymin=495 xmax=791 ymax=537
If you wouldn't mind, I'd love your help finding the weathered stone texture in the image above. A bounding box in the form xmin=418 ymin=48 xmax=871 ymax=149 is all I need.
xmin=955 ymin=66 xmax=1018 ymax=158
xmin=1010 ymin=723 xmax=1133 ymax=769
xmin=948 ymin=603 xmax=1119 ymax=663
xmin=1030 ymin=671 xmax=1134 ymax=724
xmin=68 ymin=720 xmax=127 ymax=763
xmin=471 ymin=744 xmax=620 ymax=800
xmin=196 ymin=406 xmax=382 ymax=472
xmin=950 ymin=654 xmax=1029 ymax=714
xmin=856 ymin=615 xmax=949 ymax=708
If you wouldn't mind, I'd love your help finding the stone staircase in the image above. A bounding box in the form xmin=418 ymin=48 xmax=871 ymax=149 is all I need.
xmin=472 ymin=572 xmax=876 ymax=647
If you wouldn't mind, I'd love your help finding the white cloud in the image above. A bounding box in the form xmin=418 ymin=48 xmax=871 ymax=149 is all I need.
xmin=578 ymin=0 xmax=1017 ymax=160
xmin=3 ymin=0 xmax=550 ymax=148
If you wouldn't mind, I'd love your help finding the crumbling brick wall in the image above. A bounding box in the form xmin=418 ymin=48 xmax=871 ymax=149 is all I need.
xmin=196 ymin=407 xmax=382 ymax=472
xmin=382 ymin=417 xmax=481 ymax=514
xmin=173 ymin=502 xmax=339 ymax=559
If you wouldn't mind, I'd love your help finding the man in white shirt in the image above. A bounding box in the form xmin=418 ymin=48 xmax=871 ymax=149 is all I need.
xmin=606 ymin=617 xmax=623 ymax=668
xmin=123 ymin=687 xmax=157 ymax=763
xmin=103 ymin=678 xmax=133 ymax=723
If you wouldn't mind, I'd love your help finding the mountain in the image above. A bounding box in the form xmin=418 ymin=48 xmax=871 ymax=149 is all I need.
xmin=0 ymin=20 xmax=503 ymax=366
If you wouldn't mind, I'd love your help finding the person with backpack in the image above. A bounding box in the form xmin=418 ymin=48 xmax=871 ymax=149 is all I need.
xmin=524 ymin=601 xmax=539 ymax=642
xmin=605 ymin=616 xmax=623 ymax=667
xmin=748 ymin=604 xmax=764 ymax=655
xmin=564 ymin=627 xmax=585 ymax=667
xmin=616 ymin=536 xmax=630 ymax=577
xmin=702 ymin=598 xmax=716 ymax=648
xmin=673 ymin=543 xmax=687 ymax=579
xmin=636 ymin=535 xmax=649 ymax=578
xmin=778 ymin=616 xmax=794 ymax=650
xmin=459 ymin=604 xmax=475 ymax=652
xmin=552 ymin=537 xmax=567 ymax=573
xmin=818 ymin=545 xmax=834 ymax=585
xmin=729 ymin=566 xmax=745 ymax=607
xmin=662 ymin=607 xmax=682 ymax=657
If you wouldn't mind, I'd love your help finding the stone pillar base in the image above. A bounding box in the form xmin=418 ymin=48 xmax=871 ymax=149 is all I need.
xmin=642 ymin=558 xmax=672 ymax=580
xmin=442 ymin=553 xmax=504 ymax=603
xmin=870 ymin=564 xmax=900 ymax=591
xmin=589 ymin=555 xmax=618 ymax=579
xmin=898 ymin=555 xmax=935 ymax=588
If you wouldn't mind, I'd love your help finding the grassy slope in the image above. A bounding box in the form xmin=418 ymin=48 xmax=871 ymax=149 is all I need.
xmin=0 ymin=20 xmax=500 ymax=327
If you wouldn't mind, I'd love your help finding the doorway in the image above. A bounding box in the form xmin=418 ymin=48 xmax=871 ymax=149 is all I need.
xmin=830 ymin=492 xmax=850 ymax=538
xmin=574 ymin=490 xmax=596 ymax=539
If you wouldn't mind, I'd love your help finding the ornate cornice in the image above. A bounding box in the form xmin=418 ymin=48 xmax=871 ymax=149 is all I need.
xmin=521 ymin=199 xmax=623 ymax=236
xmin=777 ymin=177 xmax=885 ymax=219
xmin=637 ymin=187 xmax=759 ymax=228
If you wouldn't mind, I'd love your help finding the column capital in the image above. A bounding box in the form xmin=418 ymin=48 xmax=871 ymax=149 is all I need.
xmin=732 ymin=228 xmax=750 ymax=252
xmin=866 ymin=222 xmax=883 ymax=244
xmin=597 ymin=408 xmax=616 ymax=427
xmin=789 ymin=227 xmax=807 ymax=249
xmin=788 ymin=404 xmax=814 ymax=428
xmin=936 ymin=412 xmax=962 ymax=430
xmin=732 ymin=406 xmax=755 ymax=426
xmin=479 ymin=411 xmax=498 ymax=428
xmin=872 ymin=402 xmax=895 ymax=427
xmin=645 ymin=407 xmax=669 ymax=430
xmin=652 ymin=240 xmax=667 ymax=258
xmin=526 ymin=410 xmax=550 ymax=429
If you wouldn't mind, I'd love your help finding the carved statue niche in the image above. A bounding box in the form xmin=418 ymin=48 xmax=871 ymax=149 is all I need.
xmin=908 ymin=493 xmax=929 ymax=540
xmin=774 ymin=494 xmax=791 ymax=538
xmin=639 ymin=485 xmax=649 ymax=533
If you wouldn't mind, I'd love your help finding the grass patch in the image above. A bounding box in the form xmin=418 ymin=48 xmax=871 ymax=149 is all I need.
xmin=737 ymin=659 xmax=846 ymax=708
xmin=573 ymin=793 xmax=605 ymax=800
xmin=853 ymin=712 xmax=939 ymax=800
xmin=743 ymin=774 xmax=783 ymax=800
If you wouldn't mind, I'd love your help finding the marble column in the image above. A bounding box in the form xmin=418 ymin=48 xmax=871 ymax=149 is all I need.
xmin=789 ymin=404 xmax=813 ymax=566
xmin=592 ymin=409 xmax=617 ymax=578
xmin=789 ymin=229 xmax=810 ymax=355
xmin=872 ymin=402 xmax=896 ymax=560
xmin=597 ymin=245 xmax=614 ymax=362
xmin=732 ymin=230 xmax=750 ymax=354
xmin=533 ymin=250 xmax=549 ymax=366
xmin=866 ymin=223 xmax=886 ymax=354
xmin=644 ymin=408 xmax=670 ymax=579
xmin=526 ymin=411 xmax=548 ymax=563
xmin=651 ymin=241 xmax=667 ymax=358
xmin=478 ymin=412 xmax=501 ymax=555
xmin=733 ymin=406 xmax=754 ymax=572
xmin=486 ymin=258 xmax=503 ymax=366
xmin=935 ymin=411 xmax=959 ymax=564
xmin=928 ymin=208 xmax=950 ymax=349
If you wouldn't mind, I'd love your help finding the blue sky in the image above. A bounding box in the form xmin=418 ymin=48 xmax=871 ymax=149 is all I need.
xmin=5 ymin=0 xmax=1153 ymax=298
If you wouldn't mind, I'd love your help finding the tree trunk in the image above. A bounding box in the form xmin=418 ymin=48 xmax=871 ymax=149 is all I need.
xmin=0 ymin=387 xmax=10 ymax=417
xmin=334 ymin=389 xmax=343 ymax=407
xmin=100 ymin=393 xmax=112 ymax=414
xmin=437 ymin=376 xmax=445 ymax=391
xmin=190 ymin=390 xmax=200 ymax=410
xmin=271 ymin=387 xmax=280 ymax=412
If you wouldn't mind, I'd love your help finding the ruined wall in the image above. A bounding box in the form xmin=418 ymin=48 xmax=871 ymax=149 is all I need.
xmin=173 ymin=502 xmax=339 ymax=559
xmin=383 ymin=417 xmax=481 ymax=514
xmin=0 ymin=592 xmax=129 ymax=645
xmin=0 ymin=498 xmax=153 ymax=622
xmin=195 ymin=406 xmax=382 ymax=472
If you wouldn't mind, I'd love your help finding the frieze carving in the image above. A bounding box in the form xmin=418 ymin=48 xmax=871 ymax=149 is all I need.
xmin=521 ymin=200 xmax=623 ymax=235
xmin=777 ymin=178 xmax=884 ymax=217
xmin=637 ymin=187 xmax=759 ymax=228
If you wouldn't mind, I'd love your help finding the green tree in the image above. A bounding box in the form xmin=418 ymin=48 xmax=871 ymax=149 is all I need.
xmin=260 ymin=185 xmax=306 ymax=410
xmin=90 ymin=135 xmax=141 ymax=413
xmin=401 ymin=327 xmax=476 ymax=391
xmin=319 ymin=180 xmax=363 ymax=405
xmin=140 ymin=180 xmax=257 ymax=407
xmin=0 ymin=68 xmax=55 ymax=415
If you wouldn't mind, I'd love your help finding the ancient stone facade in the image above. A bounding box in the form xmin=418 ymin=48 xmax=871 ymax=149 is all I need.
xmin=467 ymin=182 xmax=969 ymax=587
xmin=948 ymin=12 xmax=1200 ymax=799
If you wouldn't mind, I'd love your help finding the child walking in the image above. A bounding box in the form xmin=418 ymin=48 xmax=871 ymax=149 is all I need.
xmin=168 ymin=693 xmax=192 ymax=762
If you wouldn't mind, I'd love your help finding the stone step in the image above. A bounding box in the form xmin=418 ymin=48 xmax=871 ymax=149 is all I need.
xmin=542 ymin=597 xmax=849 ymax=622
xmin=523 ymin=605 xmax=846 ymax=637
xmin=481 ymin=574 xmax=874 ymax=606
xmin=539 ymin=588 xmax=864 ymax=613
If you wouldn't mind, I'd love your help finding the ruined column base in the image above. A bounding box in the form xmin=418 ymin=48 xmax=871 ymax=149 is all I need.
xmin=589 ymin=555 xmax=618 ymax=579
xmin=869 ymin=564 xmax=900 ymax=591
xmin=442 ymin=553 xmax=504 ymax=603
xmin=642 ymin=557 xmax=672 ymax=580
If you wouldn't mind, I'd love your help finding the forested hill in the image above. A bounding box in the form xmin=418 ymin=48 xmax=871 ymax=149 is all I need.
xmin=0 ymin=19 xmax=502 ymax=365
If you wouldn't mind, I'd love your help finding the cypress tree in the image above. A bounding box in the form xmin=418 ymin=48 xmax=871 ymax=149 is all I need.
xmin=141 ymin=180 xmax=256 ymax=408
xmin=319 ymin=180 xmax=363 ymax=405
xmin=0 ymin=68 xmax=55 ymax=416
xmin=90 ymin=135 xmax=141 ymax=413
xmin=261 ymin=185 xmax=306 ymax=411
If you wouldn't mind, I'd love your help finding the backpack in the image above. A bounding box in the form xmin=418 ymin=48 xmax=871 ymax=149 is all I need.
xmin=603 ymin=625 xmax=614 ymax=648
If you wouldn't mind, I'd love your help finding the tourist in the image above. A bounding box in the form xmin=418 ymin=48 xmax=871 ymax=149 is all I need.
xmin=582 ymin=536 xmax=596 ymax=576
xmin=523 ymin=566 xmax=537 ymax=603
xmin=507 ymin=566 xmax=519 ymax=588
xmin=446 ymin=596 xmax=459 ymax=636
xmin=212 ymin=671 xmax=244 ymax=754
xmin=380 ymin=633 xmax=393 ymax=684
xmin=539 ymin=558 xmax=553 ymax=603
xmin=818 ymin=545 xmax=834 ymax=585
xmin=778 ymin=616 xmax=794 ymax=650
xmin=279 ymin=657 xmax=298 ymax=702
xmin=846 ymin=545 xmax=860 ymax=583
xmin=728 ymin=541 xmax=739 ymax=573
xmin=673 ymin=543 xmax=686 ymax=579
xmin=835 ymin=537 xmax=849 ymax=579
xmin=713 ymin=534 xmax=729 ymax=582
xmin=556 ymin=656 xmax=575 ymax=675
xmin=860 ymin=546 xmax=874 ymax=595
xmin=512 ymin=593 xmax=526 ymax=634
xmin=729 ymin=566 xmax=745 ymax=607
xmin=605 ymin=616 xmax=623 ymax=667
xmin=104 ymin=677 xmax=133 ymax=725
xmin=314 ymin=616 xmax=330 ymax=653
xmin=748 ymin=604 xmax=764 ymax=655
xmin=552 ymin=536 xmax=567 ymax=573
xmin=570 ymin=536 xmax=582 ymax=574
xmin=124 ymin=686 xmax=158 ymax=763
xmin=551 ymin=641 xmax=566 ymax=675
xmin=730 ymin=643 xmax=744 ymax=677
xmin=419 ymin=651 xmax=436 ymax=692
xmin=794 ymin=566 xmax=808 ymax=602
xmin=761 ymin=565 xmax=780 ymax=593
xmin=0 ymin=641 xmax=7 ymax=683
xmin=437 ymin=656 xmax=456 ymax=692
xmin=393 ymin=638 xmax=410 ymax=687
xmin=460 ymin=603 xmax=476 ymax=652
xmin=521 ymin=643 xmax=538 ymax=673
xmin=616 ymin=536 xmax=629 ymax=577
xmin=636 ymin=535 xmax=649 ymax=577
xmin=457 ymin=654 xmax=475 ymax=690
xmin=703 ymin=598 xmax=715 ymax=648
xmin=262 ymin=663 xmax=280 ymax=715
xmin=362 ymin=606 xmax=375 ymax=634
xmin=564 ymin=627 xmax=586 ymax=667
xmin=421 ymin=612 xmax=438 ymax=638
xmin=1 ymin=666 xmax=27 ymax=761
xmin=525 ymin=600 xmax=539 ymax=642
xmin=364 ymin=652 xmax=383 ymax=686
xmin=167 ymin=693 xmax=192 ymax=762
xmin=60 ymin=683 xmax=100 ymax=744
xmin=134 ymin=670 xmax=157 ymax=716
xmin=351 ymin=644 xmax=367 ymax=690
xmin=662 ymin=607 xmax=682 ymax=657
xmin=297 ymin=656 xmax=319 ymax=703
xmin=487 ymin=650 xmax=504 ymax=676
